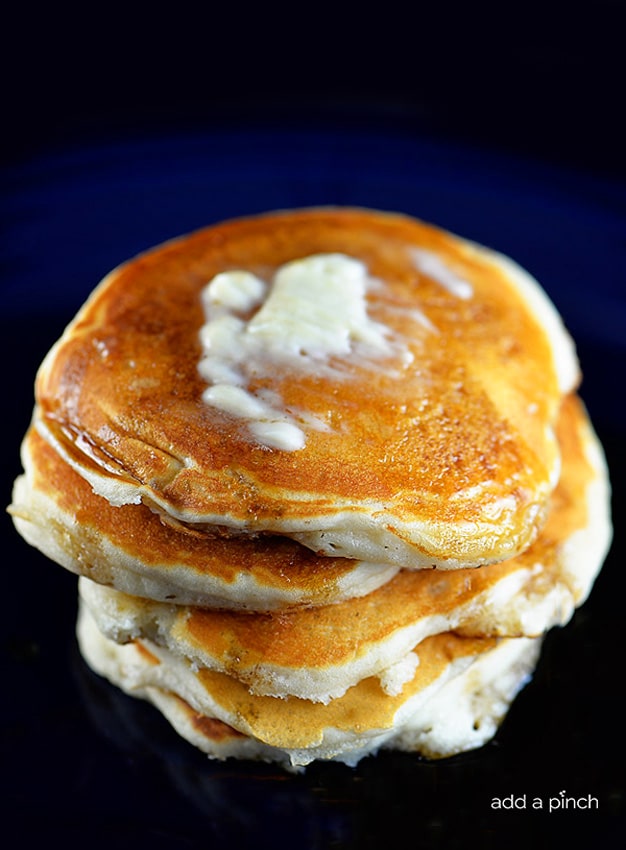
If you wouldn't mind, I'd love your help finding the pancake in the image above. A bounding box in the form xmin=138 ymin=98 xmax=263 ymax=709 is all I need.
xmin=32 ymin=207 xmax=579 ymax=569
xmin=11 ymin=387 xmax=609 ymax=620
xmin=77 ymin=393 xmax=611 ymax=703
xmin=10 ymin=427 xmax=398 ymax=611
xmin=77 ymin=601 xmax=541 ymax=771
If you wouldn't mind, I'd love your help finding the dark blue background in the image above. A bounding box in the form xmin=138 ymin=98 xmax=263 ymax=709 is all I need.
xmin=2 ymin=4 xmax=625 ymax=847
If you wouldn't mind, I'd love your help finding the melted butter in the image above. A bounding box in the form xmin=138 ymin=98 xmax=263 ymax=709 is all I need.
xmin=198 ymin=254 xmax=403 ymax=451
xmin=410 ymin=247 xmax=474 ymax=300
xmin=247 ymin=254 xmax=390 ymax=358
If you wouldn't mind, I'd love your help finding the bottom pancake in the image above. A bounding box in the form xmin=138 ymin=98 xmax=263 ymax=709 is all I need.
xmin=77 ymin=600 xmax=541 ymax=771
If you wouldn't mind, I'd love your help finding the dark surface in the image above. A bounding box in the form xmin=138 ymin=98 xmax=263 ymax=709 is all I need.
xmin=3 ymin=2 xmax=626 ymax=180
xmin=2 ymin=8 xmax=625 ymax=846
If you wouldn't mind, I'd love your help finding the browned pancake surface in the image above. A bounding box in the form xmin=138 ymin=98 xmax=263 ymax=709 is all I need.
xmin=34 ymin=207 xmax=576 ymax=566
xmin=17 ymin=427 xmax=384 ymax=607
xmin=76 ymin=393 xmax=609 ymax=705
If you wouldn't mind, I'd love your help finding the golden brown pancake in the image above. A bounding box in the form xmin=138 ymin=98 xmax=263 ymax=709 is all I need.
xmin=11 ymin=428 xmax=398 ymax=610
xmin=9 ymin=205 xmax=611 ymax=774
xmin=77 ymin=393 xmax=611 ymax=703
xmin=32 ymin=207 xmax=579 ymax=569
xmin=77 ymin=600 xmax=541 ymax=770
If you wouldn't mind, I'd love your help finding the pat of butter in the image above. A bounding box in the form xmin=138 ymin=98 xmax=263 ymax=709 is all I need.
xmin=197 ymin=253 xmax=394 ymax=451
xmin=247 ymin=254 xmax=389 ymax=359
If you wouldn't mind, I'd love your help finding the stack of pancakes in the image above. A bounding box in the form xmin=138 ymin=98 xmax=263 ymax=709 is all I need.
xmin=10 ymin=207 xmax=611 ymax=771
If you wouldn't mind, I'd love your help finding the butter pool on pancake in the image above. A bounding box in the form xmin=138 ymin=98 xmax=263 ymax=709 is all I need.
xmin=11 ymin=428 xmax=398 ymax=611
xmin=77 ymin=393 xmax=611 ymax=704
xmin=197 ymin=254 xmax=406 ymax=452
xmin=33 ymin=208 xmax=579 ymax=569
xmin=77 ymin=602 xmax=541 ymax=770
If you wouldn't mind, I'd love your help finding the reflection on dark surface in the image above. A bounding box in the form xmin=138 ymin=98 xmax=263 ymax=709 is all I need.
xmin=72 ymin=642 xmax=354 ymax=847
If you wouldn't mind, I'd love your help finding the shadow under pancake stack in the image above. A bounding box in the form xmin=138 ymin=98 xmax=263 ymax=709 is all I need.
xmin=9 ymin=208 xmax=612 ymax=772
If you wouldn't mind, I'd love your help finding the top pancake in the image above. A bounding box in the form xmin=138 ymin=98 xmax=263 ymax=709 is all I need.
xmin=33 ymin=207 xmax=579 ymax=568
